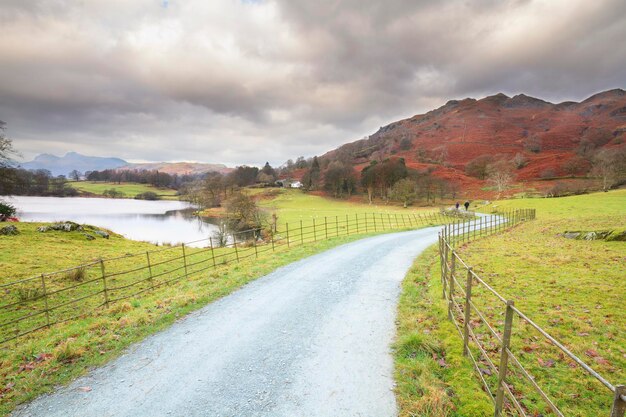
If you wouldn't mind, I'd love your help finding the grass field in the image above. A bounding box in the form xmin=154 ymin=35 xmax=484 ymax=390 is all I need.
xmin=70 ymin=181 xmax=179 ymax=200
xmin=255 ymin=188 xmax=442 ymax=226
xmin=394 ymin=189 xmax=625 ymax=416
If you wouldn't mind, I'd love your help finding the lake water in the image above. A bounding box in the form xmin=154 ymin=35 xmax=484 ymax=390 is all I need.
xmin=4 ymin=196 xmax=219 ymax=247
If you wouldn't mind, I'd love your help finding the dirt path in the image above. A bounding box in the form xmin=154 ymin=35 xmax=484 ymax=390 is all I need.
xmin=12 ymin=227 xmax=441 ymax=417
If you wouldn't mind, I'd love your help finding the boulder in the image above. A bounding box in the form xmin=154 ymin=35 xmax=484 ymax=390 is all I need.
xmin=82 ymin=233 xmax=96 ymax=241
xmin=94 ymin=230 xmax=110 ymax=239
xmin=562 ymin=232 xmax=580 ymax=239
xmin=0 ymin=225 xmax=19 ymax=236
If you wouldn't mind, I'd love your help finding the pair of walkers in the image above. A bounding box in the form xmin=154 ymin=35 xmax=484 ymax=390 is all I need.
xmin=455 ymin=201 xmax=470 ymax=211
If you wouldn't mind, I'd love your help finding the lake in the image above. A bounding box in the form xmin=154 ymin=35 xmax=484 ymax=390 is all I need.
xmin=4 ymin=196 xmax=219 ymax=247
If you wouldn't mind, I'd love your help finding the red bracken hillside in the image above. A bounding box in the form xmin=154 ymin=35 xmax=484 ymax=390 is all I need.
xmin=320 ymin=88 xmax=626 ymax=197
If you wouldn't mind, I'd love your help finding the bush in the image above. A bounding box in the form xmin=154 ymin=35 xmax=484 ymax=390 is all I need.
xmin=103 ymin=188 xmax=124 ymax=198
xmin=64 ymin=267 xmax=86 ymax=282
xmin=134 ymin=191 xmax=159 ymax=200
xmin=0 ymin=201 xmax=16 ymax=220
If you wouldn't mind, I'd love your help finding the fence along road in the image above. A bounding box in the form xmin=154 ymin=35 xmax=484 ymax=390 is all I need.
xmin=439 ymin=209 xmax=626 ymax=417
xmin=11 ymin=224 xmax=449 ymax=417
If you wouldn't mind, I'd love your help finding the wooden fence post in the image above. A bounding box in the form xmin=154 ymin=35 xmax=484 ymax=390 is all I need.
xmin=610 ymin=385 xmax=626 ymax=417
xmin=286 ymin=223 xmax=290 ymax=247
xmin=270 ymin=229 xmax=275 ymax=252
xmin=233 ymin=235 xmax=239 ymax=262
xmin=345 ymin=214 xmax=349 ymax=235
xmin=300 ymin=220 xmax=304 ymax=244
xmin=146 ymin=251 xmax=154 ymax=289
xmin=495 ymin=300 xmax=515 ymax=417
xmin=100 ymin=259 xmax=109 ymax=307
xmin=40 ymin=274 xmax=50 ymax=327
xmin=373 ymin=213 xmax=377 ymax=231
xmin=313 ymin=218 xmax=317 ymax=241
xmin=448 ymin=251 xmax=456 ymax=320
xmin=253 ymin=235 xmax=258 ymax=259
xmin=463 ymin=267 xmax=473 ymax=356
xmin=209 ymin=237 xmax=217 ymax=268
xmin=182 ymin=244 xmax=189 ymax=278
xmin=324 ymin=216 xmax=328 ymax=240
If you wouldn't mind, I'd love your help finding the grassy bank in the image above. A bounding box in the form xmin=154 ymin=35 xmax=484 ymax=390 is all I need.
xmin=394 ymin=245 xmax=493 ymax=417
xmin=70 ymin=181 xmax=179 ymax=200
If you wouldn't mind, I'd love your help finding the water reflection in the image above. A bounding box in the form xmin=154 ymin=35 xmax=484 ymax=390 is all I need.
xmin=5 ymin=196 xmax=219 ymax=247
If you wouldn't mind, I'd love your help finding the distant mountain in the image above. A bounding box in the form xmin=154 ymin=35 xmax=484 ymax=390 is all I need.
xmin=122 ymin=162 xmax=232 ymax=175
xmin=20 ymin=152 xmax=127 ymax=176
xmin=321 ymin=88 xmax=626 ymax=182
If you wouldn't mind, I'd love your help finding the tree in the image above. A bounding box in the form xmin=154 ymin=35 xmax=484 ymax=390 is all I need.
xmin=465 ymin=154 xmax=495 ymax=179
xmin=511 ymin=153 xmax=528 ymax=169
xmin=324 ymin=161 xmax=356 ymax=198
xmin=260 ymin=162 xmax=276 ymax=180
xmin=0 ymin=121 xmax=17 ymax=168
xmin=592 ymin=146 xmax=626 ymax=191
xmin=389 ymin=178 xmax=417 ymax=207
xmin=224 ymin=191 xmax=266 ymax=231
xmin=360 ymin=161 xmax=378 ymax=204
xmin=487 ymin=160 xmax=514 ymax=193
xmin=69 ymin=170 xmax=82 ymax=181
xmin=302 ymin=156 xmax=321 ymax=190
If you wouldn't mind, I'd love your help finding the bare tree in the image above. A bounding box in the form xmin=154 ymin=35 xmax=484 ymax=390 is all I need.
xmin=487 ymin=160 xmax=514 ymax=194
xmin=592 ymin=147 xmax=626 ymax=191
xmin=0 ymin=121 xmax=18 ymax=168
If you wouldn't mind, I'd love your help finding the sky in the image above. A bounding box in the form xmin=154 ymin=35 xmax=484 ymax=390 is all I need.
xmin=1 ymin=0 xmax=625 ymax=167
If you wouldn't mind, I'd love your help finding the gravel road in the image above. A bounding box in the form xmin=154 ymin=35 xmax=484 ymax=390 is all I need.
xmin=12 ymin=227 xmax=441 ymax=417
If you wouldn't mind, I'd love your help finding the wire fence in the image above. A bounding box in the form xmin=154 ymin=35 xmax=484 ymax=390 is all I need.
xmin=1 ymin=209 xmax=453 ymax=347
xmin=438 ymin=209 xmax=625 ymax=417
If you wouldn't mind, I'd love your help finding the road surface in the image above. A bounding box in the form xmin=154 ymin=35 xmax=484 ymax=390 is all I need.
xmin=13 ymin=226 xmax=444 ymax=417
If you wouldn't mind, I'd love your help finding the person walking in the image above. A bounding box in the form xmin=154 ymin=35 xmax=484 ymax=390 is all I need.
xmin=464 ymin=201 xmax=470 ymax=211
xmin=455 ymin=202 xmax=460 ymax=210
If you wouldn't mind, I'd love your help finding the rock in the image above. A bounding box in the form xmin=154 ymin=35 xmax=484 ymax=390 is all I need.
xmin=562 ymin=232 xmax=580 ymax=239
xmin=82 ymin=233 xmax=96 ymax=241
xmin=0 ymin=225 xmax=19 ymax=235
xmin=37 ymin=226 xmax=51 ymax=232
xmin=583 ymin=232 xmax=598 ymax=240
xmin=95 ymin=230 xmax=110 ymax=239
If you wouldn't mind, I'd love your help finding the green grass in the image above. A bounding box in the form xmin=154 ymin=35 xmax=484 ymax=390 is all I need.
xmin=451 ymin=189 xmax=626 ymax=416
xmin=0 ymin=223 xmax=167 ymax=281
xmin=70 ymin=181 xmax=179 ymax=200
xmin=394 ymin=245 xmax=492 ymax=417
xmin=256 ymin=188 xmax=442 ymax=226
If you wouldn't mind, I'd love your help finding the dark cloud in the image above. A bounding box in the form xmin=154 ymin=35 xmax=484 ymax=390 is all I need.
xmin=0 ymin=0 xmax=624 ymax=166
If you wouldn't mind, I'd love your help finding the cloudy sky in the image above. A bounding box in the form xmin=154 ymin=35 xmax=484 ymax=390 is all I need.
xmin=1 ymin=0 xmax=625 ymax=166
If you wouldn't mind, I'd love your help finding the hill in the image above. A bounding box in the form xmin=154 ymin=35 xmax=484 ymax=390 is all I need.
xmin=122 ymin=162 xmax=232 ymax=175
xmin=320 ymin=88 xmax=626 ymax=195
xmin=20 ymin=152 xmax=127 ymax=176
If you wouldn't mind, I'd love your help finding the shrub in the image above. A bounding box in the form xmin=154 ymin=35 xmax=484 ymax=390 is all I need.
xmin=64 ymin=267 xmax=86 ymax=282
xmin=0 ymin=201 xmax=16 ymax=220
xmin=465 ymin=155 xmax=495 ymax=179
xmin=134 ymin=191 xmax=159 ymax=200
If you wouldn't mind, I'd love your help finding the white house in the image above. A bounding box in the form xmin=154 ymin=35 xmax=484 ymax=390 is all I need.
xmin=290 ymin=181 xmax=303 ymax=189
